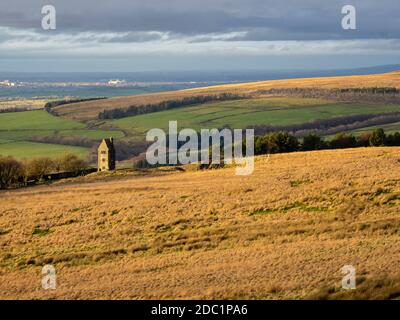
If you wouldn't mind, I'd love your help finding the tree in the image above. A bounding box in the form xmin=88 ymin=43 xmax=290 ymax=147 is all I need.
xmin=254 ymin=136 xmax=269 ymax=155
xmin=265 ymin=132 xmax=299 ymax=154
xmin=0 ymin=157 xmax=24 ymax=189
xmin=24 ymin=157 xmax=54 ymax=180
xmin=369 ymin=128 xmax=386 ymax=146
xmin=56 ymin=153 xmax=86 ymax=172
xmin=329 ymin=133 xmax=357 ymax=149
xmin=356 ymin=132 xmax=371 ymax=147
xmin=301 ymin=133 xmax=326 ymax=151
xmin=385 ymin=132 xmax=400 ymax=146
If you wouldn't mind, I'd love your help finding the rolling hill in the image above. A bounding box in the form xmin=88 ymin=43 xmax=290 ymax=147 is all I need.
xmin=0 ymin=147 xmax=399 ymax=299
xmin=53 ymin=71 xmax=400 ymax=121
xmin=1 ymin=70 xmax=400 ymax=160
xmin=110 ymin=97 xmax=400 ymax=135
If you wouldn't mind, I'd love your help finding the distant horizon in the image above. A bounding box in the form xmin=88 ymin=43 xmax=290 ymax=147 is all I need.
xmin=1 ymin=64 xmax=399 ymax=84
xmin=1 ymin=64 xmax=400 ymax=74
xmin=1 ymin=64 xmax=399 ymax=100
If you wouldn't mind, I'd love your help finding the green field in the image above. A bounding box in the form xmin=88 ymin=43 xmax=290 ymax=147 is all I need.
xmin=0 ymin=110 xmax=124 ymax=159
xmin=110 ymin=97 xmax=400 ymax=134
xmin=2 ymin=97 xmax=400 ymax=161
xmin=0 ymin=141 xmax=89 ymax=159
xmin=352 ymin=121 xmax=400 ymax=135
xmin=0 ymin=110 xmax=85 ymax=130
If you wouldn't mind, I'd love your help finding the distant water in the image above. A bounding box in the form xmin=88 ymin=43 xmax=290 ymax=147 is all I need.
xmin=0 ymin=85 xmax=175 ymax=99
xmin=0 ymin=65 xmax=399 ymax=99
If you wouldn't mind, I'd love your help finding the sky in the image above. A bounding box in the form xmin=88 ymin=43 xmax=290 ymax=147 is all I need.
xmin=0 ymin=0 xmax=400 ymax=72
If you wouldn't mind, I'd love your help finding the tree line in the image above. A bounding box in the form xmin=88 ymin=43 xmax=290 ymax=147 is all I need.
xmin=253 ymin=128 xmax=400 ymax=155
xmin=0 ymin=153 xmax=87 ymax=189
xmin=255 ymin=87 xmax=400 ymax=104
xmin=250 ymin=112 xmax=400 ymax=137
xmin=44 ymin=97 xmax=107 ymax=115
xmin=133 ymin=127 xmax=400 ymax=170
xmin=29 ymin=135 xmax=96 ymax=148
xmin=98 ymin=93 xmax=246 ymax=119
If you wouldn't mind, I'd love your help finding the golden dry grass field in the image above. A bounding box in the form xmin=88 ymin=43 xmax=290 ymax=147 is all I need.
xmin=54 ymin=71 xmax=400 ymax=121
xmin=0 ymin=147 xmax=399 ymax=299
xmin=0 ymin=98 xmax=48 ymax=111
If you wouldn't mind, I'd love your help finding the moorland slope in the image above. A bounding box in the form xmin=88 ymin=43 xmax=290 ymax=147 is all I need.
xmin=0 ymin=147 xmax=399 ymax=299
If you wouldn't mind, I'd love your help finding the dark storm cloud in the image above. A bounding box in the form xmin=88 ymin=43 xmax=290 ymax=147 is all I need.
xmin=1 ymin=0 xmax=400 ymax=41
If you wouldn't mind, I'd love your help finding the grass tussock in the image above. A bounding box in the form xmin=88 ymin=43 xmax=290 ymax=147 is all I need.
xmin=308 ymin=275 xmax=400 ymax=300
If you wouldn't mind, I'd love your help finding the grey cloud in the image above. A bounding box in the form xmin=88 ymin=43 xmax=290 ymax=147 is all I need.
xmin=103 ymin=31 xmax=169 ymax=43
xmin=1 ymin=0 xmax=400 ymax=41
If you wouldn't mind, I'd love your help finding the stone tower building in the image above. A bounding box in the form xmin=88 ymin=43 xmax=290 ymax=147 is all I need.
xmin=98 ymin=138 xmax=116 ymax=171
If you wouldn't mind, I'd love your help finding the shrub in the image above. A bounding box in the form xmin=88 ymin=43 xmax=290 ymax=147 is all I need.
xmin=254 ymin=136 xmax=269 ymax=155
xmin=24 ymin=157 xmax=54 ymax=180
xmin=369 ymin=128 xmax=386 ymax=146
xmin=133 ymin=158 xmax=154 ymax=169
xmin=55 ymin=153 xmax=87 ymax=172
xmin=0 ymin=157 xmax=24 ymax=189
xmin=385 ymin=132 xmax=400 ymax=146
xmin=356 ymin=132 xmax=371 ymax=147
xmin=265 ymin=132 xmax=299 ymax=154
xmin=329 ymin=133 xmax=357 ymax=149
xmin=301 ymin=133 xmax=326 ymax=151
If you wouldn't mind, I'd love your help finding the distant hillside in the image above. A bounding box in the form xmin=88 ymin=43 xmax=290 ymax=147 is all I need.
xmin=53 ymin=71 xmax=400 ymax=121
xmin=2 ymin=71 xmax=400 ymax=160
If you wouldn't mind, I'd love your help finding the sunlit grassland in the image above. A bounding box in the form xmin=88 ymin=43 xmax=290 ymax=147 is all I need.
xmin=0 ymin=98 xmax=48 ymax=111
xmin=0 ymin=141 xmax=89 ymax=159
xmin=110 ymin=97 xmax=400 ymax=134
xmin=0 ymin=110 xmax=84 ymax=130
xmin=2 ymin=96 xmax=400 ymax=160
xmin=0 ymin=147 xmax=399 ymax=299
xmin=352 ymin=121 xmax=400 ymax=135
xmin=0 ymin=110 xmax=124 ymax=159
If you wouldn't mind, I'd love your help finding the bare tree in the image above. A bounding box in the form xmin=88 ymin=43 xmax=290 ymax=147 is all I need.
xmin=0 ymin=157 xmax=24 ymax=189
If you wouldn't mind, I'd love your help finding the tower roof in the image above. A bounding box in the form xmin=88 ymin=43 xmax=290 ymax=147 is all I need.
xmin=100 ymin=138 xmax=114 ymax=149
